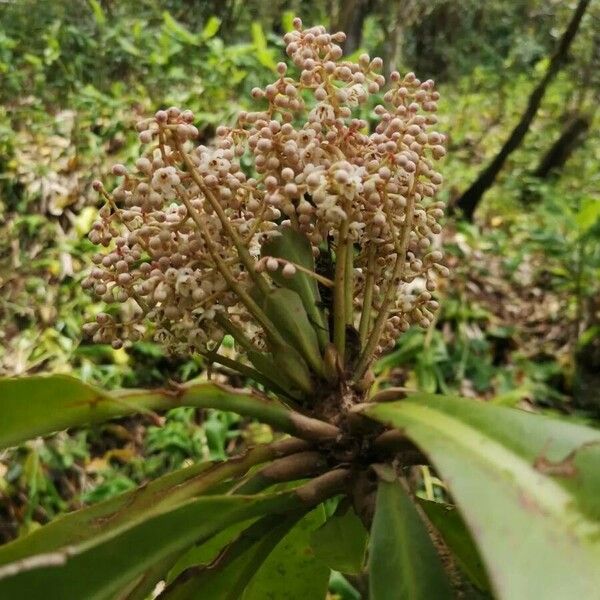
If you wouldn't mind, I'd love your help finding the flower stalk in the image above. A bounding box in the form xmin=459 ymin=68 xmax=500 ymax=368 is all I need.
xmin=85 ymin=17 xmax=446 ymax=420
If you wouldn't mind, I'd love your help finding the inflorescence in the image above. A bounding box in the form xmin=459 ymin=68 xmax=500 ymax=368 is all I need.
xmin=83 ymin=17 xmax=446 ymax=389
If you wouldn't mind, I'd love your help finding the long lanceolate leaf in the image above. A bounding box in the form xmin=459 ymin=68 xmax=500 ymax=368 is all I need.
xmin=161 ymin=513 xmax=305 ymax=599
xmin=0 ymin=439 xmax=304 ymax=565
xmin=363 ymin=394 xmax=600 ymax=600
xmin=369 ymin=466 xmax=452 ymax=600
xmin=0 ymin=375 xmax=339 ymax=450
xmin=418 ymin=499 xmax=490 ymax=592
xmin=260 ymin=226 xmax=329 ymax=349
xmin=0 ymin=493 xmax=296 ymax=600
xmin=0 ymin=471 xmax=348 ymax=599
xmin=243 ymin=504 xmax=330 ymax=600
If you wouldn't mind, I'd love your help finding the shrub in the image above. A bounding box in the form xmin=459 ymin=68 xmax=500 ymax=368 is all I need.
xmin=0 ymin=18 xmax=599 ymax=600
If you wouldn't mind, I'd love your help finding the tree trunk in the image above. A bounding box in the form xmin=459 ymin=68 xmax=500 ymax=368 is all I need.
xmin=454 ymin=0 xmax=591 ymax=221
xmin=334 ymin=0 xmax=371 ymax=54
xmin=533 ymin=113 xmax=591 ymax=178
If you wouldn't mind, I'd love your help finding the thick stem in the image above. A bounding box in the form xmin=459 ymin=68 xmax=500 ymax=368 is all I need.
xmin=4 ymin=377 xmax=339 ymax=447
xmin=294 ymin=468 xmax=351 ymax=506
xmin=230 ymin=451 xmax=328 ymax=495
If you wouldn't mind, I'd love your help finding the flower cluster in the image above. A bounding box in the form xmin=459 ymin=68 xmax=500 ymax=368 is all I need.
xmin=84 ymin=17 xmax=446 ymax=384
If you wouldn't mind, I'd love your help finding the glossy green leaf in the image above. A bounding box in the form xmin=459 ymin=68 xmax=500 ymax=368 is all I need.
xmin=311 ymin=505 xmax=367 ymax=574
xmin=0 ymin=492 xmax=302 ymax=599
xmin=166 ymin=520 xmax=255 ymax=584
xmin=369 ymin=469 xmax=453 ymax=600
xmin=262 ymin=288 xmax=324 ymax=377
xmin=261 ymin=227 xmax=328 ymax=348
xmin=363 ymin=394 xmax=600 ymax=599
xmin=419 ymin=500 xmax=490 ymax=592
xmin=162 ymin=513 xmax=302 ymax=599
xmin=0 ymin=375 xmax=305 ymax=449
xmin=244 ymin=505 xmax=330 ymax=599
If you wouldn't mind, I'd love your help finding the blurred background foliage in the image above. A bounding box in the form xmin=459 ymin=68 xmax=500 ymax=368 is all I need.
xmin=0 ymin=0 xmax=599 ymax=565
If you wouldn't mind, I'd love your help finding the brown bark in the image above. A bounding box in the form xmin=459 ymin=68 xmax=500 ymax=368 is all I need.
xmin=454 ymin=0 xmax=591 ymax=221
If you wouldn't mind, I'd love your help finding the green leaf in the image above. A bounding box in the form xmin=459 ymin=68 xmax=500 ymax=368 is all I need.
xmin=0 ymin=444 xmax=274 ymax=566
xmin=311 ymin=505 xmax=367 ymax=574
xmin=0 ymin=375 xmax=306 ymax=449
xmin=0 ymin=493 xmax=301 ymax=599
xmin=162 ymin=11 xmax=199 ymax=46
xmin=88 ymin=0 xmax=106 ymax=26
xmin=369 ymin=468 xmax=453 ymax=600
xmin=262 ymin=288 xmax=325 ymax=378
xmin=120 ymin=552 xmax=182 ymax=600
xmin=261 ymin=227 xmax=329 ymax=348
xmin=245 ymin=350 xmax=303 ymax=400
xmin=251 ymin=21 xmax=276 ymax=70
xmin=244 ymin=505 xmax=329 ymax=599
xmin=166 ymin=520 xmax=255 ymax=584
xmin=162 ymin=513 xmax=302 ymax=599
xmin=117 ymin=38 xmax=142 ymax=57
xmin=363 ymin=395 xmax=600 ymax=599
xmin=201 ymin=16 xmax=221 ymax=41
xmin=576 ymin=198 xmax=600 ymax=232
xmin=418 ymin=500 xmax=490 ymax=592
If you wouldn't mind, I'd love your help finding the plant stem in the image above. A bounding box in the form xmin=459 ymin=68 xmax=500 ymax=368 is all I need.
xmin=358 ymin=244 xmax=376 ymax=345
xmin=230 ymin=451 xmax=327 ymax=495
xmin=353 ymin=173 xmax=419 ymax=381
xmin=174 ymin=138 xmax=270 ymax=296
xmin=345 ymin=235 xmax=354 ymax=325
xmin=202 ymin=351 xmax=296 ymax=402
xmin=265 ymin=257 xmax=334 ymax=287
xmin=333 ymin=220 xmax=350 ymax=364
xmin=174 ymin=183 xmax=286 ymax=350
xmin=215 ymin=313 xmax=258 ymax=354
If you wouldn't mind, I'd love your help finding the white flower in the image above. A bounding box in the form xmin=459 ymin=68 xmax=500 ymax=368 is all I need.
xmin=151 ymin=166 xmax=180 ymax=199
